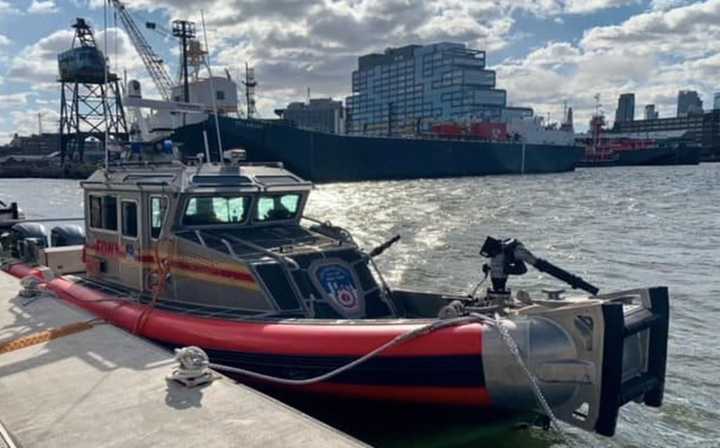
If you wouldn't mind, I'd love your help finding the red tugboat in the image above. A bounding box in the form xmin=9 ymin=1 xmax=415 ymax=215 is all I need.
xmin=577 ymin=112 xmax=700 ymax=167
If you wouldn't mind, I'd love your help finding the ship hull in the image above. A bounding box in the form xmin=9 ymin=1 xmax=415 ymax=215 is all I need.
xmin=172 ymin=117 xmax=583 ymax=182
xmin=578 ymin=144 xmax=701 ymax=168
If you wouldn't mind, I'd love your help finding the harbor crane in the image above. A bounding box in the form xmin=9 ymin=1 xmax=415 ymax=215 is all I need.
xmin=110 ymin=0 xmax=175 ymax=101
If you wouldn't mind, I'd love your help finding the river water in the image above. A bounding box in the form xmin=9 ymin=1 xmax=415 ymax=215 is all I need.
xmin=1 ymin=164 xmax=718 ymax=447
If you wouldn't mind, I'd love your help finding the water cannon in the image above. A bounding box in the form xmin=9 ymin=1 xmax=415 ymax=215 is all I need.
xmin=369 ymin=235 xmax=401 ymax=258
xmin=480 ymin=236 xmax=599 ymax=296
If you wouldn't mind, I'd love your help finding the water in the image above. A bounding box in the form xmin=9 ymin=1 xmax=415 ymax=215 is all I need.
xmin=1 ymin=164 xmax=718 ymax=447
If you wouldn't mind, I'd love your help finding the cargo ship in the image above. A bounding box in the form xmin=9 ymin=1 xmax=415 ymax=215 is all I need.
xmin=576 ymin=114 xmax=700 ymax=168
xmin=169 ymin=116 xmax=583 ymax=182
xmin=115 ymin=26 xmax=582 ymax=182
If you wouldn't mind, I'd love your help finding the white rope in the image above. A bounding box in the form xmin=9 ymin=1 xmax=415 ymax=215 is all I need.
xmin=206 ymin=315 xmax=484 ymax=386
xmin=201 ymin=311 xmax=574 ymax=447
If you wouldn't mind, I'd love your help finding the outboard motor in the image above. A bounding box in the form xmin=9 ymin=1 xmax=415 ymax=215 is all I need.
xmin=51 ymin=225 xmax=85 ymax=247
xmin=9 ymin=223 xmax=48 ymax=261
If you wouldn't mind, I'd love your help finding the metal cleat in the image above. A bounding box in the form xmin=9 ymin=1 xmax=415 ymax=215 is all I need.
xmin=166 ymin=346 xmax=219 ymax=388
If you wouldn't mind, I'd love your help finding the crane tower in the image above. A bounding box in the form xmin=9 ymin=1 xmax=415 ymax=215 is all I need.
xmin=58 ymin=18 xmax=128 ymax=164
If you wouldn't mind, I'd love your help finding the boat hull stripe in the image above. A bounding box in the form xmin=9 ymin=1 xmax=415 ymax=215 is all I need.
xmin=158 ymin=342 xmax=486 ymax=388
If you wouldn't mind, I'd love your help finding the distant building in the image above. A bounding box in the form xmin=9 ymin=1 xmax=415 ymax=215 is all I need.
xmin=612 ymin=110 xmax=720 ymax=161
xmin=4 ymin=133 xmax=60 ymax=155
xmin=278 ymin=98 xmax=345 ymax=134
xmin=677 ymin=90 xmax=703 ymax=117
xmin=644 ymin=104 xmax=659 ymax=120
xmin=345 ymin=42 xmax=533 ymax=136
xmin=614 ymin=93 xmax=635 ymax=124
xmin=714 ymin=92 xmax=720 ymax=110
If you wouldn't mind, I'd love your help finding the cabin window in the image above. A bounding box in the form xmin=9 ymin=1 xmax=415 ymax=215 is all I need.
xmin=216 ymin=90 xmax=225 ymax=101
xmin=89 ymin=195 xmax=118 ymax=231
xmin=89 ymin=196 xmax=102 ymax=229
xmin=121 ymin=201 xmax=138 ymax=238
xmin=183 ymin=196 xmax=250 ymax=226
xmin=103 ymin=196 xmax=118 ymax=231
xmin=150 ymin=196 xmax=168 ymax=239
xmin=255 ymin=194 xmax=301 ymax=222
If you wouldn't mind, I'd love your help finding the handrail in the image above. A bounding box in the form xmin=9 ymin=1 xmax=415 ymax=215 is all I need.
xmin=203 ymin=230 xmax=312 ymax=316
xmin=1 ymin=217 xmax=84 ymax=224
xmin=193 ymin=230 xmax=207 ymax=247
xmin=217 ymin=232 xmax=300 ymax=270
xmin=220 ymin=238 xmax=238 ymax=258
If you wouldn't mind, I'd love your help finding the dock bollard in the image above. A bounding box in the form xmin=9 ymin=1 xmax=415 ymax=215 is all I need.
xmin=166 ymin=346 xmax=218 ymax=388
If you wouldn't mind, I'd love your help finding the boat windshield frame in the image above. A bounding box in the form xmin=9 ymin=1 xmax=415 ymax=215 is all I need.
xmin=177 ymin=190 xmax=309 ymax=229
xmin=180 ymin=194 xmax=254 ymax=228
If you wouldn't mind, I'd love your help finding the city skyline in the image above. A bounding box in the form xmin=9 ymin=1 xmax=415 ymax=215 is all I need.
xmin=1 ymin=0 xmax=720 ymax=142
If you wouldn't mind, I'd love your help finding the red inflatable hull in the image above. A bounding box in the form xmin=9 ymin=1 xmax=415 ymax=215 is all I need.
xmin=6 ymin=264 xmax=492 ymax=407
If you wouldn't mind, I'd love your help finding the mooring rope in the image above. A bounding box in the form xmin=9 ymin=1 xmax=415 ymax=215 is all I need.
xmin=181 ymin=311 xmax=577 ymax=446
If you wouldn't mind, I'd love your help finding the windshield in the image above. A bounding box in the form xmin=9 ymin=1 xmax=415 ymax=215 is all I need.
xmin=183 ymin=196 xmax=250 ymax=226
xmin=256 ymin=194 xmax=301 ymax=222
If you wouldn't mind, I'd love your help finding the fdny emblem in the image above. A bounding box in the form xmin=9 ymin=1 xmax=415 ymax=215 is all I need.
xmin=314 ymin=263 xmax=364 ymax=317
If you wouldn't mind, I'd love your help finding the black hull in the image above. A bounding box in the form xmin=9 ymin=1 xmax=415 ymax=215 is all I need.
xmin=578 ymin=144 xmax=701 ymax=168
xmin=172 ymin=117 xmax=583 ymax=182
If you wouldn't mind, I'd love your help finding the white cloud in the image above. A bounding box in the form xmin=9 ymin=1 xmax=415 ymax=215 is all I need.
xmin=0 ymin=0 xmax=19 ymax=14
xmin=563 ymin=0 xmax=640 ymax=14
xmin=3 ymin=0 xmax=719 ymax=134
xmin=7 ymin=107 xmax=60 ymax=138
xmin=73 ymin=0 xmax=649 ymax=119
xmin=0 ymin=33 xmax=10 ymax=62
xmin=650 ymin=0 xmax=694 ymax=10
xmin=28 ymin=0 xmax=58 ymax=14
xmin=581 ymin=0 xmax=720 ymax=55
xmin=509 ymin=0 xmax=640 ymax=16
xmin=0 ymin=93 xmax=32 ymax=110
xmin=497 ymin=0 xmax=720 ymax=130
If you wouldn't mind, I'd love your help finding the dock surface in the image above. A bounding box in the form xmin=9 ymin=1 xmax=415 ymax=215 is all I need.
xmin=0 ymin=270 xmax=363 ymax=448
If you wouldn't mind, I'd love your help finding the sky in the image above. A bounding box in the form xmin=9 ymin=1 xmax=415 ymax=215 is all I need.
xmin=1 ymin=0 xmax=719 ymax=143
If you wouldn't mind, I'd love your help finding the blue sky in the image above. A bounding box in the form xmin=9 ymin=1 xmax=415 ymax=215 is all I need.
xmin=0 ymin=0 xmax=718 ymax=142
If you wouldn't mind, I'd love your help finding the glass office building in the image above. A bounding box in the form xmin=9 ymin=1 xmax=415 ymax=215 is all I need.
xmin=345 ymin=42 xmax=531 ymax=136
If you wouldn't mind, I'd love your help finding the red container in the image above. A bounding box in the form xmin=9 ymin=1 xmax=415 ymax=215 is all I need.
xmin=469 ymin=123 xmax=508 ymax=141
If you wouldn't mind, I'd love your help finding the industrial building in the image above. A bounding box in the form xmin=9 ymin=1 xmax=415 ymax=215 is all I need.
xmin=1 ymin=133 xmax=60 ymax=155
xmin=677 ymin=90 xmax=703 ymax=117
xmin=615 ymin=93 xmax=635 ymax=123
xmin=345 ymin=43 xmax=532 ymax=136
xmin=612 ymin=110 xmax=720 ymax=161
xmin=277 ymin=98 xmax=345 ymax=134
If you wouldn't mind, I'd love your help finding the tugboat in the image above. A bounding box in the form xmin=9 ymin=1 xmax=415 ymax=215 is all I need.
xmin=2 ymin=149 xmax=669 ymax=438
xmin=577 ymin=113 xmax=700 ymax=167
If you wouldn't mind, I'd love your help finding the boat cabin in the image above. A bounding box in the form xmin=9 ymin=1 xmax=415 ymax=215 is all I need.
xmin=81 ymin=161 xmax=398 ymax=319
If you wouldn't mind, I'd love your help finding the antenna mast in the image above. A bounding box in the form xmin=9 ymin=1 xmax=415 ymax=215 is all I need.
xmin=243 ymin=62 xmax=257 ymax=119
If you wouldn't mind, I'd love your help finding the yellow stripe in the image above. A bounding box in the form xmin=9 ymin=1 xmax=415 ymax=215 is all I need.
xmin=0 ymin=321 xmax=97 ymax=354
xmin=171 ymin=268 xmax=261 ymax=291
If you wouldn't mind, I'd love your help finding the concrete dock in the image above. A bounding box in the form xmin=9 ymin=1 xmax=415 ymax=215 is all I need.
xmin=0 ymin=270 xmax=364 ymax=448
